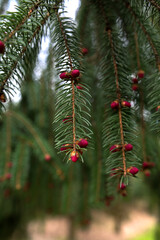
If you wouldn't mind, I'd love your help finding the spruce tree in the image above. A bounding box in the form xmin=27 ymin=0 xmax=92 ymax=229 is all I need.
xmin=1 ymin=0 xmax=160 ymax=239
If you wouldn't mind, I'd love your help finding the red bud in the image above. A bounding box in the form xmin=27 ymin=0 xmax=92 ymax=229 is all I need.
xmin=132 ymin=78 xmax=138 ymax=84
xmin=60 ymin=144 xmax=72 ymax=151
xmin=110 ymin=145 xmax=121 ymax=152
xmin=144 ymin=169 xmax=151 ymax=177
xmin=5 ymin=173 xmax=12 ymax=180
xmin=132 ymin=84 xmax=138 ymax=91
xmin=121 ymin=101 xmax=131 ymax=108
xmin=60 ymin=72 xmax=70 ymax=79
xmin=71 ymin=69 xmax=80 ymax=78
xmin=78 ymin=139 xmax=88 ymax=148
xmin=142 ymin=161 xmax=155 ymax=169
xmin=137 ymin=70 xmax=145 ymax=78
xmin=76 ymin=85 xmax=83 ymax=90
xmin=82 ymin=48 xmax=88 ymax=55
xmin=129 ymin=167 xmax=139 ymax=176
xmin=110 ymin=101 xmax=119 ymax=109
xmin=70 ymin=151 xmax=79 ymax=162
xmin=125 ymin=144 xmax=133 ymax=151
xmin=119 ymin=183 xmax=126 ymax=190
xmin=156 ymin=106 xmax=160 ymax=111
xmin=45 ymin=154 xmax=51 ymax=161
xmin=0 ymin=41 xmax=5 ymax=54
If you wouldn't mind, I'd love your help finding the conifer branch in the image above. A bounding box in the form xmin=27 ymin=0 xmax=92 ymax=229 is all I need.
xmin=107 ymin=29 xmax=127 ymax=176
xmin=125 ymin=0 xmax=160 ymax=71
xmin=134 ymin=29 xmax=147 ymax=162
xmin=15 ymin=144 xmax=24 ymax=190
xmin=6 ymin=111 xmax=64 ymax=179
xmin=55 ymin=11 xmax=76 ymax=152
xmin=147 ymin=0 xmax=160 ymax=10
xmin=3 ymin=0 xmax=42 ymax=43
xmin=0 ymin=11 xmax=50 ymax=93
xmin=134 ymin=31 xmax=141 ymax=70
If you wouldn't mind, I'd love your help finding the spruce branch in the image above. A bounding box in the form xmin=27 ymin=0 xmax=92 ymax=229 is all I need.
xmin=134 ymin=28 xmax=147 ymax=162
xmin=124 ymin=0 xmax=160 ymax=71
xmin=55 ymin=10 xmax=76 ymax=153
xmin=52 ymin=9 xmax=92 ymax=161
xmin=3 ymin=0 xmax=42 ymax=43
xmin=0 ymin=11 xmax=50 ymax=93
xmin=147 ymin=0 xmax=160 ymax=10
xmin=107 ymin=29 xmax=127 ymax=176
xmin=6 ymin=111 xmax=65 ymax=180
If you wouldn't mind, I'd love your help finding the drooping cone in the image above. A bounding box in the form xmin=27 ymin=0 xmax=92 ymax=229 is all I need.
xmin=5 ymin=173 xmax=12 ymax=180
xmin=82 ymin=48 xmax=88 ymax=55
xmin=132 ymin=77 xmax=138 ymax=84
xmin=78 ymin=138 xmax=88 ymax=148
xmin=110 ymin=100 xmax=119 ymax=109
xmin=60 ymin=144 xmax=72 ymax=151
xmin=121 ymin=101 xmax=131 ymax=108
xmin=59 ymin=72 xmax=70 ymax=79
xmin=110 ymin=144 xmax=121 ymax=152
xmin=137 ymin=70 xmax=145 ymax=78
xmin=132 ymin=84 xmax=138 ymax=91
xmin=45 ymin=154 xmax=51 ymax=161
xmin=76 ymin=85 xmax=83 ymax=90
xmin=71 ymin=69 xmax=80 ymax=78
xmin=124 ymin=143 xmax=133 ymax=151
xmin=142 ymin=161 xmax=155 ymax=169
xmin=119 ymin=183 xmax=126 ymax=190
xmin=128 ymin=166 xmax=139 ymax=176
xmin=70 ymin=150 xmax=79 ymax=162
xmin=144 ymin=169 xmax=151 ymax=177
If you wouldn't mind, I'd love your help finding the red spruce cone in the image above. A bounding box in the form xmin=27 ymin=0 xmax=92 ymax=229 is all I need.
xmin=59 ymin=72 xmax=70 ymax=79
xmin=110 ymin=100 xmax=119 ymax=109
xmin=128 ymin=166 xmax=139 ymax=176
xmin=78 ymin=138 xmax=88 ymax=148
xmin=142 ymin=161 xmax=155 ymax=169
xmin=0 ymin=41 xmax=5 ymax=54
xmin=132 ymin=84 xmax=138 ymax=91
xmin=124 ymin=143 xmax=133 ymax=151
xmin=110 ymin=144 xmax=121 ymax=152
xmin=70 ymin=150 xmax=79 ymax=162
xmin=132 ymin=77 xmax=138 ymax=84
xmin=60 ymin=144 xmax=72 ymax=151
xmin=71 ymin=69 xmax=80 ymax=78
xmin=121 ymin=101 xmax=131 ymax=108
xmin=144 ymin=169 xmax=151 ymax=177
xmin=82 ymin=48 xmax=88 ymax=55
xmin=156 ymin=106 xmax=160 ymax=111
xmin=45 ymin=154 xmax=51 ymax=161
xmin=76 ymin=85 xmax=83 ymax=90
xmin=119 ymin=183 xmax=126 ymax=190
xmin=137 ymin=70 xmax=145 ymax=78
xmin=5 ymin=173 xmax=12 ymax=180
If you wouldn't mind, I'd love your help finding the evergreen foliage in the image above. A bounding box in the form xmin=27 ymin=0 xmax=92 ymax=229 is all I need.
xmin=1 ymin=0 xmax=160 ymax=238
